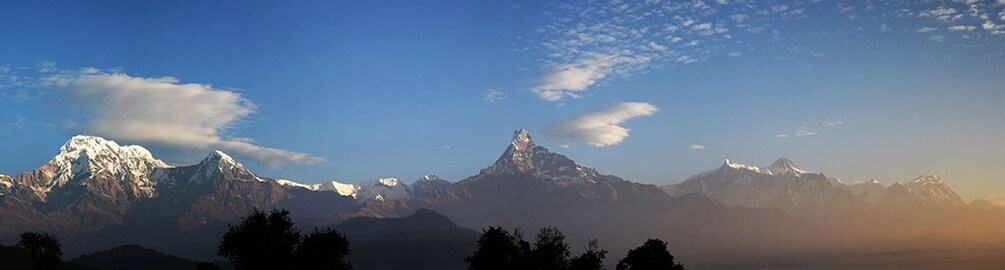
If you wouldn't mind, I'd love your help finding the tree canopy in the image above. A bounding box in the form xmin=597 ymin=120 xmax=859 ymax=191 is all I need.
xmin=466 ymin=227 xmax=606 ymax=270
xmin=615 ymin=238 xmax=684 ymax=270
xmin=218 ymin=208 xmax=352 ymax=270
xmin=0 ymin=231 xmax=65 ymax=270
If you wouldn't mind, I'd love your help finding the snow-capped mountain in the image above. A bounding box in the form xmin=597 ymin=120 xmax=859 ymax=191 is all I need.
xmin=905 ymin=174 xmax=964 ymax=205
xmin=479 ymin=129 xmax=607 ymax=185
xmin=277 ymin=174 xmax=430 ymax=201
xmin=664 ymin=158 xmax=854 ymax=212
xmin=14 ymin=135 xmax=170 ymax=201
xmin=410 ymin=174 xmax=451 ymax=197
xmin=275 ymin=179 xmax=362 ymax=198
xmin=0 ymin=174 xmax=12 ymax=195
xmin=666 ymin=158 xmax=970 ymax=212
xmin=355 ymin=178 xmax=411 ymax=202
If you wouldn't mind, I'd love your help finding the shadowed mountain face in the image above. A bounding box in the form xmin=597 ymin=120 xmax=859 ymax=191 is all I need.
xmin=334 ymin=209 xmax=478 ymax=270
xmin=662 ymin=157 xmax=1005 ymax=265
xmin=359 ymin=130 xmax=810 ymax=267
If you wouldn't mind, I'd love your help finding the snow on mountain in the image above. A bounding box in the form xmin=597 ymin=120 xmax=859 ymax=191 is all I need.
xmin=0 ymin=174 xmax=12 ymax=195
xmin=275 ymin=179 xmax=317 ymax=190
xmin=763 ymin=158 xmax=806 ymax=177
xmin=186 ymin=150 xmax=263 ymax=184
xmin=904 ymin=174 xmax=965 ymax=205
xmin=356 ymin=178 xmax=411 ymax=203
xmin=481 ymin=129 xmax=605 ymax=185
xmin=20 ymin=135 xmax=171 ymax=200
xmin=275 ymin=179 xmax=363 ymax=199
xmin=666 ymin=158 xmax=855 ymax=210
xmin=275 ymin=177 xmax=414 ymax=202
xmin=669 ymin=157 xmax=970 ymax=211
xmin=849 ymin=179 xmax=886 ymax=204
xmin=411 ymin=174 xmax=451 ymax=197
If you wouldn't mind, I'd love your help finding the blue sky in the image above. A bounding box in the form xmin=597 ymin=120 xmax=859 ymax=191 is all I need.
xmin=1 ymin=0 xmax=1004 ymax=200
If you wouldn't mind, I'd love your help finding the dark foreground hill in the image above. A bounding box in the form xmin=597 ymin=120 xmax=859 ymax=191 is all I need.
xmin=334 ymin=208 xmax=478 ymax=270
xmin=69 ymin=245 xmax=223 ymax=270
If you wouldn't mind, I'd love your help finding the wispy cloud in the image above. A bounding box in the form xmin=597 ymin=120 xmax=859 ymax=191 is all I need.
xmin=794 ymin=128 xmax=816 ymax=137
xmin=483 ymin=89 xmax=507 ymax=102
xmin=531 ymin=0 xmax=819 ymax=101
xmin=689 ymin=144 xmax=706 ymax=150
xmin=533 ymin=53 xmax=650 ymax=101
xmin=823 ymin=120 xmax=844 ymax=126
xmin=543 ymin=102 xmax=658 ymax=147
xmin=43 ymin=68 xmax=324 ymax=167
xmin=1 ymin=116 xmax=27 ymax=134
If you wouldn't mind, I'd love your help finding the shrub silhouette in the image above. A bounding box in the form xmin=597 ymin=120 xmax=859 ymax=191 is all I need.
xmin=218 ymin=208 xmax=351 ymax=270
xmin=616 ymin=238 xmax=684 ymax=270
xmin=0 ymin=231 xmax=65 ymax=270
xmin=467 ymin=226 xmax=608 ymax=270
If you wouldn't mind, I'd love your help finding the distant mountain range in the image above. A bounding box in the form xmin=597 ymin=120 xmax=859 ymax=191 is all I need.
xmin=663 ymin=158 xmax=967 ymax=214
xmin=2 ymin=130 xmax=1005 ymax=269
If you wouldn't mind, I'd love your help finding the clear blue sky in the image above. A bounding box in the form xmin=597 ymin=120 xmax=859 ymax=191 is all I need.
xmin=1 ymin=1 xmax=1003 ymax=200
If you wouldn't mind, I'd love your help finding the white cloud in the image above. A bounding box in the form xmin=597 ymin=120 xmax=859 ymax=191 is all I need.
xmin=689 ymin=144 xmax=705 ymax=150
xmin=543 ymin=102 xmax=658 ymax=147
xmin=794 ymin=127 xmax=816 ymax=137
xmin=823 ymin=120 xmax=844 ymax=126
xmin=775 ymin=134 xmax=789 ymax=138
xmin=483 ymin=89 xmax=507 ymax=102
xmin=948 ymin=25 xmax=976 ymax=31
xmin=532 ymin=53 xmax=650 ymax=101
xmin=43 ymin=69 xmax=324 ymax=167
xmin=439 ymin=145 xmax=452 ymax=150
xmin=532 ymin=1 xmax=817 ymax=102
xmin=37 ymin=61 xmax=57 ymax=73
xmin=917 ymin=27 xmax=939 ymax=33
xmin=880 ymin=24 xmax=892 ymax=32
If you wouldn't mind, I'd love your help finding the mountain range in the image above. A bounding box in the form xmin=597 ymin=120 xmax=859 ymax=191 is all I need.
xmin=2 ymin=130 xmax=1005 ymax=269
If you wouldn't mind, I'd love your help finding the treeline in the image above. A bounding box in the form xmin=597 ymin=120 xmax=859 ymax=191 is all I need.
xmin=1 ymin=209 xmax=686 ymax=270
xmin=466 ymin=227 xmax=684 ymax=270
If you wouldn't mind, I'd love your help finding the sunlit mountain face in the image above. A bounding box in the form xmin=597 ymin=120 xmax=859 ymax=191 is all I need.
xmin=1 ymin=1 xmax=1004 ymax=270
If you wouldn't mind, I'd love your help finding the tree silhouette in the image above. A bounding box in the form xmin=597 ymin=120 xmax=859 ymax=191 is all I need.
xmin=0 ymin=231 xmax=65 ymax=270
xmin=569 ymin=239 xmax=607 ymax=270
xmin=218 ymin=209 xmax=351 ymax=270
xmin=18 ymin=231 xmax=64 ymax=270
xmin=296 ymin=228 xmax=352 ymax=269
xmin=616 ymin=239 xmax=684 ymax=270
xmin=529 ymin=227 xmax=570 ymax=270
xmin=467 ymin=227 xmax=607 ymax=270
xmin=465 ymin=227 xmax=526 ymax=270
